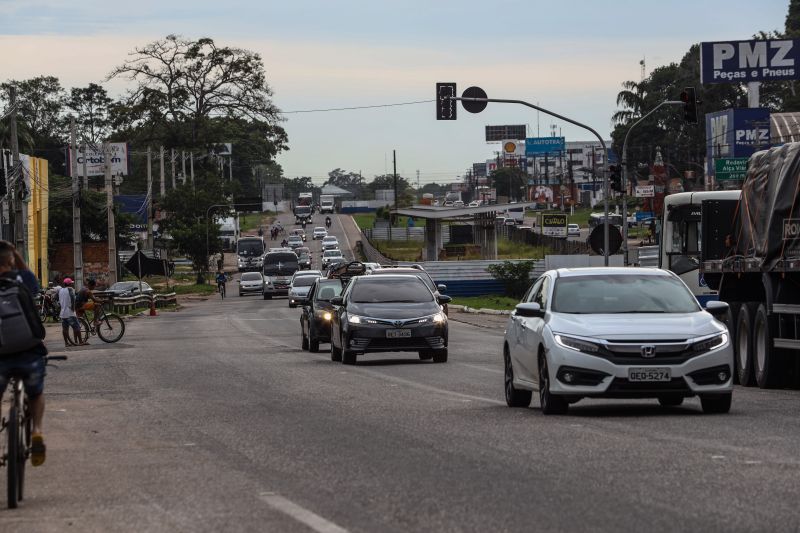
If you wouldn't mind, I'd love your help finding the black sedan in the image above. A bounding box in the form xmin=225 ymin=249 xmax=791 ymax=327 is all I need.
xmin=300 ymin=278 xmax=344 ymax=352
xmin=329 ymin=275 xmax=451 ymax=365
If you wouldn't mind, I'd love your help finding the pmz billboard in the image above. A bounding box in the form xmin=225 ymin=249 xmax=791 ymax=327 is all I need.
xmin=701 ymin=39 xmax=800 ymax=84
xmin=705 ymin=108 xmax=770 ymax=176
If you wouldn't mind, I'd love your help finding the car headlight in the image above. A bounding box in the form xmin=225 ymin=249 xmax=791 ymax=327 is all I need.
xmin=554 ymin=334 xmax=601 ymax=354
xmin=432 ymin=312 xmax=445 ymax=323
xmin=315 ymin=311 xmax=333 ymax=321
xmin=348 ymin=315 xmax=362 ymax=324
xmin=691 ymin=333 xmax=728 ymax=354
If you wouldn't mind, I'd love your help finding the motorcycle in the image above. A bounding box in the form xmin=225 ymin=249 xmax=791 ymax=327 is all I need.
xmin=38 ymin=290 xmax=61 ymax=323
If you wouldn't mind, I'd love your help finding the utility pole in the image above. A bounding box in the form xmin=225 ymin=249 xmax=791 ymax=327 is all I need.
xmin=81 ymin=141 xmax=88 ymax=190
xmin=190 ymin=152 xmax=194 ymax=187
xmin=146 ymin=147 xmax=153 ymax=250
xmin=9 ymin=87 xmax=25 ymax=258
xmin=105 ymin=143 xmax=117 ymax=285
xmin=229 ymin=156 xmax=233 ymax=181
xmin=181 ymin=150 xmax=187 ymax=185
xmin=393 ymin=150 xmax=398 ymax=212
xmin=159 ymin=146 xmax=165 ymax=197
xmin=69 ymin=118 xmax=84 ymax=289
xmin=170 ymin=148 xmax=176 ymax=189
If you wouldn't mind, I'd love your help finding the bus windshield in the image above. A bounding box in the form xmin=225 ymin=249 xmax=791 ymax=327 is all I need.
xmin=237 ymin=239 xmax=264 ymax=257
xmin=665 ymin=205 xmax=701 ymax=275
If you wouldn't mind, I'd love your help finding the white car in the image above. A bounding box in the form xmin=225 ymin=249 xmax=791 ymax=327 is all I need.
xmin=363 ymin=262 xmax=381 ymax=273
xmin=238 ymin=272 xmax=264 ymax=297
xmin=322 ymin=236 xmax=339 ymax=247
xmin=469 ymin=200 xmax=482 ymax=207
xmin=567 ymin=223 xmax=580 ymax=236
xmin=503 ymin=268 xmax=733 ymax=415
xmin=453 ymin=200 xmax=464 ymax=208
xmin=313 ymin=227 xmax=327 ymax=240
xmin=321 ymin=249 xmax=344 ymax=268
xmin=288 ymin=272 xmax=321 ymax=308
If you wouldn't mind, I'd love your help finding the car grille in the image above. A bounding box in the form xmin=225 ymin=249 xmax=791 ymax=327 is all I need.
xmin=350 ymin=336 xmax=445 ymax=351
xmin=594 ymin=339 xmax=702 ymax=366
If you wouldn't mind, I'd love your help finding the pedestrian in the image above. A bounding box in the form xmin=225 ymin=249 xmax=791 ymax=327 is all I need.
xmin=0 ymin=240 xmax=49 ymax=466
xmin=59 ymin=278 xmax=84 ymax=347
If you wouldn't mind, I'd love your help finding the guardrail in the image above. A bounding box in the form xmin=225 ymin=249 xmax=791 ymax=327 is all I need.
xmin=94 ymin=292 xmax=178 ymax=315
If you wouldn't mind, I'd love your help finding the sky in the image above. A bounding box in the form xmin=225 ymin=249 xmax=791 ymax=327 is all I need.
xmin=0 ymin=0 xmax=789 ymax=185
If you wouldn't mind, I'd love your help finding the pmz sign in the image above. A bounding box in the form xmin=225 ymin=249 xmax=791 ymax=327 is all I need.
xmin=705 ymin=108 xmax=770 ymax=176
xmin=700 ymin=39 xmax=800 ymax=84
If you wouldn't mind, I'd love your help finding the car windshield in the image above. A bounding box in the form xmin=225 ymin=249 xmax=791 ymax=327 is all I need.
xmin=324 ymin=251 xmax=342 ymax=257
xmin=314 ymin=227 xmax=325 ymax=232
xmin=350 ymin=278 xmax=433 ymax=303
xmin=241 ymin=273 xmax=261 ymax=281
xmin=315 ymin=281 xmax=343 ymax=301
xmin=551 ymin=274 xmax=701 ymax=314
xmin=293 ymin=276 xmax=318 ymax=287
xmin=372 ymin=270 xmax=436 ymax=292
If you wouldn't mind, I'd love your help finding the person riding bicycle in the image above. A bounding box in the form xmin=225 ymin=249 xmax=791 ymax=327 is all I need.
xmin=0 ymin=241 xmax=48 ymax=466
xmin=215 ymin=270 xmax=227 ymax=293
xmin=75 ymin=278 xmax=100 ymax=329
xmin=281 ymin=238 xmax=289 ymax=248
xmin=325 ymin=216 xmax=332 ymax=229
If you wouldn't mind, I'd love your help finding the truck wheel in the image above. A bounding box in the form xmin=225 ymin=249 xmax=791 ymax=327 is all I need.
xmin=753 ymin=304 xmax=785 ymax=389
xmin=724 ymin=302 xmax=742 ymax=385
xmin=735 ymin=302 xmax=756 ymax=386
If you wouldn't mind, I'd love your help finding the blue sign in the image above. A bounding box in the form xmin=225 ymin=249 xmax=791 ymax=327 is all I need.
xmin=114 ymin=195 xmax=148 ymax=224
xmin=705 ymin=108 xmax=770 ymax=176
xmin=701 ymin=39 xmax=800 ymax=84
xmin=525 ymin=137 xmax=565 ymax=156
xmin=635 ymin=211 xmax=654 ymax=221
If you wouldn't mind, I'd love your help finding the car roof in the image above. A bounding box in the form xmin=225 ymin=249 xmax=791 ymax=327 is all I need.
xmin=551 ymin=267 xmax=673 ymax=278
xmin=295 ymin=270 xmax=322 ymax=276
xmin=354 ymin=274 xmax=424 ymax=283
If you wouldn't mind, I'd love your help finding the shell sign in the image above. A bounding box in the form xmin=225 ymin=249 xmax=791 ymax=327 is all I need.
xmin=502 ymin=140 xmax=525 ymax=156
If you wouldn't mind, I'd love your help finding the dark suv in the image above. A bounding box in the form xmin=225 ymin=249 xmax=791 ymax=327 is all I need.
xmin=329 ymin=275 xmax=451 ymax=365
xmin=300 ymin=278 xmax=344 ymax=352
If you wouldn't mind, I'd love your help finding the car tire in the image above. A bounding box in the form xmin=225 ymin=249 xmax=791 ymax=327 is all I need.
xmin=342 ymin=348 xmax=357 ymax=365
xmin=418 ymin=350 xmax=433 ymax=360
xmin=657 ymin=396 xmax=684 ymax=407
xmin=735 ymin=302 xmax=756 ymax=386
xmin=309 ymin=328 xmax=320 ymax=353
xmin=432 ymin=348 xmax=448 ymax=363
xmin=753 ymin=303 xmax=786 ymax=389
xmin=700 ymin=392 xmax=732 ymax=414
xmin=301 ymin=332 xmax=309 ymax=351
xmin=239 ymin=292 xmax=243 ymax=297
xmin=331 ymin=338 xmax=342 ymax=362
xmin=504 ymin=345 xmax=532 ymax=408
xmin=538 ymin=352 xmax=568 ymax=415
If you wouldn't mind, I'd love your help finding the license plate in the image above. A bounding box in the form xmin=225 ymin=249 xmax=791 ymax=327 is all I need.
xmin=628 ymin=368 xmax=671 ymax=382
xmin=386 ymin=329 xmax=412 ymax=339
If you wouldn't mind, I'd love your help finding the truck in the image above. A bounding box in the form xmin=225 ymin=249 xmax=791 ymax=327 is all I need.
xmin=320 ymin=194 xmax=335 ymax=214
xmin=295 ymin=192 xmax=314 ymax=223
xmin=692 ymin=142 xmax=800 ymax=389
xmin=219 ymin=216 xmax=240 ymax=251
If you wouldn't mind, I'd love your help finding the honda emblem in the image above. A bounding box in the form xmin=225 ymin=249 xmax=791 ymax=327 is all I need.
xmin=641 ymin=345 xmax=656 ymax=358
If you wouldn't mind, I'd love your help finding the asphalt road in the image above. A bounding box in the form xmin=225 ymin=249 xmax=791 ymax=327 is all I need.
xmin=3 ymin=214 xmax=800 ymax=532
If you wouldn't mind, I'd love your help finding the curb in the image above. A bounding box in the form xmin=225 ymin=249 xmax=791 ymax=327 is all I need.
xmin=449 ymin=304 xmax=512 ymax=316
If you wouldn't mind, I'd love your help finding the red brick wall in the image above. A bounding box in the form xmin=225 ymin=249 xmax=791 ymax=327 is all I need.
xmin=50 ymin=242 xmax=111 ymax=285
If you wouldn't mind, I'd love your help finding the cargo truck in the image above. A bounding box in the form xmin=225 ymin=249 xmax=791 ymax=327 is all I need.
xmin=320 ymin=194 xmax=335 ymax=214
xmin=698 ymin=142 xmax=800 ymax=389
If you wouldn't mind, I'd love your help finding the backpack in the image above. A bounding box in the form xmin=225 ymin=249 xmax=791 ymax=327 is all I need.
xmin=0 ymin=276 xmax=46 ymax=355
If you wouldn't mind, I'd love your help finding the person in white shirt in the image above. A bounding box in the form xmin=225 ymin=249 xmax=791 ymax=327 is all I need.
xmin=58 ymin=278 xmax=84 ymax=346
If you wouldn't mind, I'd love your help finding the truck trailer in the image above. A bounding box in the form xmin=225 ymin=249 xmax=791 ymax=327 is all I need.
xmin=320 ymin=194 xmax=335 ymax=214
xmin=700 ymin=142 xmax=800 ymax=389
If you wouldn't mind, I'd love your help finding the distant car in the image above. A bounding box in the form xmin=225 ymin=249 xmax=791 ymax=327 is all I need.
xmin=298 ymin=253 xmax=312 ymax=270
xmin=444 ymin=201 xmax=454 ymax=207
xmin=107 ymin=281 xmax=154 ymax=298
xmin=313 ymin=227 xmax=328 ymax=240
xmin=238 ymin=272 xmax=264 ymax=297
xmin=294 ymin=246 xmax=310 ymax=257
xmin=567 ymin=223 xmax=580 ymax=236
xmin=322 ymin=249 xmax=344 ymax=269
xmin=322 ymin=242 xmax=340 ymax=252
xmin=300 ymin=278 xmax=345 ymax=352
xmin=504 ymin=218 xmax=517 ymax=226
xmin=503 ymin=268 xmax=733 ymax=415
xmin=287 ymin=235 xmax=304 ymax=249
xmin=290 ymin=228 xmax=307 ymax=242
xmin=433 ymin=200 xmax=440 ymax=207
xmin=363 ymin=262 xmax=381 ymax=273
xmin=288 ymin=272 xmax=321 ymax=308
xmin=329 ymin=274 xmax=451 ymax=365
xmin=322 ymin=236 xmax=339 ymax=247
xmin=469 ymin=200 xmax=482 ymax=207
xmin=453 ymin=200 xmax=464 ymax=208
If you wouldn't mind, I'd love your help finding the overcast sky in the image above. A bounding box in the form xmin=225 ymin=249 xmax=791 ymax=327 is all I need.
xmin=0 ymin=0 xmax=788 ymax=184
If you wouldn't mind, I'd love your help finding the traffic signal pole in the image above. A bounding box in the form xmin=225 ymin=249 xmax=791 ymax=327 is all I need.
xmin=621 ymin=100 xmax=683 ymax=265
xmin=454 ymin=96 xmax=613 ymax=265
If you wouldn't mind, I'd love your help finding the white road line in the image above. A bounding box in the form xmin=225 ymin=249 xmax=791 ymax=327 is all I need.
xmin=335 ymin=215 xmax=355 ymax=261
xmin=259 ymin=492 xmax=349 ymax=533
xmin=458 ymin=362 xmax=503 ymax=374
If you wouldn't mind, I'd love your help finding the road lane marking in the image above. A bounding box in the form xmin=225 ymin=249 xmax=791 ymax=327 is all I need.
xmin=458 ymin=362 xmax=503 ymax=374
xmin=259 ymin=492 xmax=349 ymax=533
xmin=335 ymin=215 xmax=355 ymax=261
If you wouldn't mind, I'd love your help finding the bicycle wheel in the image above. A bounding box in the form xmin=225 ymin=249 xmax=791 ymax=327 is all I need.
xmin=78 ymin=317 xmax=91 ymax=344
xmin=96 ymin=313 xmax=125 ymax=343
xmin=18 ymin=403 xmax=31 ymax=502
xmin=6 ymin=403 xmax=20 ymax=508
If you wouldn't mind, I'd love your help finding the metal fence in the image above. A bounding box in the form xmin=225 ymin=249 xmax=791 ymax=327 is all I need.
xmin=94 ymin=291 xmax=178 ymax=315
xmin=498 ymin=224 xmax=591 ymax=255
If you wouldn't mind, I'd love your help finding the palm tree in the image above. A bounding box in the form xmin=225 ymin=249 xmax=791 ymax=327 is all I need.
xmin=612 ymin=80 xmax=648 ymax=125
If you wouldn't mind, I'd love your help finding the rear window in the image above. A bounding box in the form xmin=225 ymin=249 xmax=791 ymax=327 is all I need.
xmin=315 ymin=281 xmax=343 ymax=301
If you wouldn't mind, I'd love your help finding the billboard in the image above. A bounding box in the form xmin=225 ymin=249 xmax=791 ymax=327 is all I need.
xmin=700 ymin=39 xmax=800 ymax=84
xmin=542 ymin=213 xmax=567 ymax=237
xmin=68 ymin=143 xmax=130 ymax=177
xmin=525 ymin=137 xmax=565 ymax=156
xmin=705 ymin=108 xmax=770 ymax=175
xmin=472 ymin=162 xmax=487 ymax=177
xmin=115 ymin=195 xmax=149 ymax=229
xmin=502 ymin=140 xmax=525 ymax=156
xmin=486 ymin=159 xmax=498 ymax=174
xmin=485 ymin=125 xmax=526 ymax=142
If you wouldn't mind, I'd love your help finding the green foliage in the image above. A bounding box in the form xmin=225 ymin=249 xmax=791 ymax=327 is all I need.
xmin=452 ymin=295 xmax=519 ymax=311
xmin=489 ymin=167 xmax=527 ymax=200
xmin=487 ymin=260 xmax=536 ymax=299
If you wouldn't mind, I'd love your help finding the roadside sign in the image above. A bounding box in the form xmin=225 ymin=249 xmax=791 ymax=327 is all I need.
xmin=635 ymin=211 xmax=654 ymax=222
xmin=541 ymin=213 xmax=567 ymax=237
xmin=715 ymin=157 xmax=749 ymax=180
xmin=436 ymin=83 xmax=457 ymax=120
xmin=635 ymin=185 xmax=655 ymax=198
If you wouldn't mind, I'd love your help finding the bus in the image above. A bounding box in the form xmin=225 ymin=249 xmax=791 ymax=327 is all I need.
xmin=236 ymin=236 xmax=265 ymax=272
xmin=588 ymin=212 xmax=623 ymax=228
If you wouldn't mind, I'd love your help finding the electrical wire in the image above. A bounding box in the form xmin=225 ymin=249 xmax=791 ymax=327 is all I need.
xmin=281 ymin=100 xmax=435 ymax=114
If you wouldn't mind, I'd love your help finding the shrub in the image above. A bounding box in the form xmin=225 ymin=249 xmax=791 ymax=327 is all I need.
xmin=487 ymin=260 xmax=536 ymax=299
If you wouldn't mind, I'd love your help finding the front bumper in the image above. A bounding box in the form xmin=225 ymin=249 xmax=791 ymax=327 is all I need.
xmin=545 ymin=340 xmax=733 ymax=398
xmin=239 ymin=285 xmax=264 ymax=294
xmin=343 ymin=322 xmax=448 ymax=353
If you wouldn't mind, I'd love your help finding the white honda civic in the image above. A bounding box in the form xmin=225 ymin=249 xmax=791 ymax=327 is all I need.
xmin=503 ymin=267 xmax=733 ymax=415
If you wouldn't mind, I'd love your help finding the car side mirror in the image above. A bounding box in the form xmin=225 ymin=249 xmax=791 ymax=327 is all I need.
xmin=437 ymin=295 xmax=452 ymax=305
xmin=704 ymin=300 xmax=729 ymax=318
xmin=437 ymin=284 xmax=447 ymax=293
xmin=515 ymin=302 xmax=543 ymax=318
xmin=330 ymin=296 xmax=344 ymax=306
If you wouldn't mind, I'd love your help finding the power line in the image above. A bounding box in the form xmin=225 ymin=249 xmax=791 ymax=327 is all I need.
xmin=282 ymin=100 xmax=434 ymax=114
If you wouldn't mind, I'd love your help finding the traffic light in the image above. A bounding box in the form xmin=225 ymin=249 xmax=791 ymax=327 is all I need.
xmin=608 ymin=165 xmax=622 ymax=192
xmin=680 ymin=87 xmax=698 ymax=124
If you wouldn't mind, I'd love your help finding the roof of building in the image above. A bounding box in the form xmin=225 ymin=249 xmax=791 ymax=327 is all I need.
xmin=392 ymin=202 xmax=537 ymax=220
xmin=320 ymin=184 xmax=354 ymax=196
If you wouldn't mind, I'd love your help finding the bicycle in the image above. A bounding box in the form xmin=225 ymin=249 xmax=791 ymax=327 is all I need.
xmin=218 ymin=280 xmax=226 ymax=299
xmin=78 ymin=302 xmax=126 ymax=344
xmin=1 ymin=355 xmax=67 ymax=508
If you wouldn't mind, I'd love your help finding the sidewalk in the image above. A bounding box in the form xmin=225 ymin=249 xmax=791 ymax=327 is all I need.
xmin=448 ymin=308 xmax=508 ymax=330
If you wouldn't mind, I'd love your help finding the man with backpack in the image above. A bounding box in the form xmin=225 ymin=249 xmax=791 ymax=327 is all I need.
xmin=0 ymin=240 xmax=48 ymax=466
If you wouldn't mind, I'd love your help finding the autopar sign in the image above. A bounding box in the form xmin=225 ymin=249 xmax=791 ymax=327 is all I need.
xmin=701 ymin=39 xmax=800 ymax=84
xmin=525 ymin=137 xmax=565 ymax=156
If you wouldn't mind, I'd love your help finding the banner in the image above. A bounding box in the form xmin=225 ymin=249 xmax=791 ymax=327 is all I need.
xmin=706 ymin=108 xmax=770 ymax=176
xmin=68 ymin=142 xmax=130 ymax=177
xmin=701 ymin=39 xmax=800 ymax=84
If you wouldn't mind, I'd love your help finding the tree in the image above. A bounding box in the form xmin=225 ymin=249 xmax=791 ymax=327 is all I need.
xmin=489 ymin=167 xmax=526 ymax=201
xmin=64 ymin=83 xmax=112 ymax=144
xmin=487 ymin=261 xmax=536 ymax=299
xmin=0 ymin=76 xmax=66 ymax=146
xmin=324 ymin=169 xmax=363 ymax=197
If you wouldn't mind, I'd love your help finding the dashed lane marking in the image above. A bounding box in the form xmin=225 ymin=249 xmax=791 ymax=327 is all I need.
xmin=259 ymin=492 xmax=349 ymax=533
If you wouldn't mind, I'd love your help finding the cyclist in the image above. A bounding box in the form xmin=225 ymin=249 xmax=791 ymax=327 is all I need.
xmin=75 ymin=278 xmax=100 ymax=330
xmin=215 ymin=269 xmax=227 ymax=297
xmin=0 ymin=241 xmax=48 ymax=466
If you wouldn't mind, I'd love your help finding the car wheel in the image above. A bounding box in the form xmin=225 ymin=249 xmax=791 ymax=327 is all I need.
xmin=330 ymin=337 xmax=342 ymax=362
xmin=657 ymin=396 xmax=684 ymax=407
xmin=418 ymin=350 xmax=433 ymax=360
xmin=301 ymin=331 xmax=309 ymax=351
xmin=538 ymin=352 xmax=568 ymax=415
xmin=700 ymin=393 xmax=732 ymax=414
xmin=753 ymin=303 xmax=786 ymax=389
xmin=432 ymin=348 xmax=448 ymax=363
xmin=309 ymin=327 xmax=320 ymax=353
xmin=504 ymin=345 xmax=532 ymax=408
xmin=342 ymin=349 xmax=357 ymax=365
